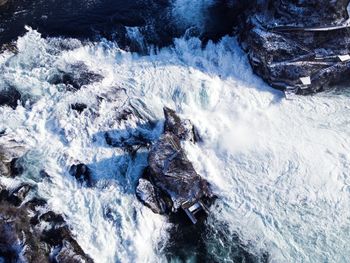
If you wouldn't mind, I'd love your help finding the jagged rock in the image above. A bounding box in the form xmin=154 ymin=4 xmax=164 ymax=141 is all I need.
xmin=69 ymin=164 xmax=92 ymax=186
xmin=237 ymin=0 xmax=350 ymax=94
xmin=7 ymin=184 xmax=32 ymax=206
xmin=0 ymin=42 xmax=18 ymax=53
xmin=0 ymin=183 xmax=93 ymax=263
xmin=148 ymin=132 xmax=212 ymax=211
xmin=136 ymin=107 xmax=214 ymax=222
xmin=163 ymin=107 xmax=200 ymax=143
xmin=39 ymin=211 xmax=65 ymax=224
xmin=48 ymin=63 xmax=103 ymax=91
xmin=55 ymin=240 xmax=93 ymax=263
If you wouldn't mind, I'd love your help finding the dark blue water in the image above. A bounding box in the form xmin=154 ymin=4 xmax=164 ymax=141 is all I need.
xmin=0 ymin=0 xmax=247 ymax=50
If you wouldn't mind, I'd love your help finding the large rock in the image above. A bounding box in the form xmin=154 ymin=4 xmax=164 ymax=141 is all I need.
xmin=136 ymin=107 xmax=214 ymax=222
xmin=237 ymin=0 xmax=350 ymax=94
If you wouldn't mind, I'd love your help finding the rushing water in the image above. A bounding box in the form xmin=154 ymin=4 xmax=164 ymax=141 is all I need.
xmin=1 ymin=1 xmax=350 ymax=263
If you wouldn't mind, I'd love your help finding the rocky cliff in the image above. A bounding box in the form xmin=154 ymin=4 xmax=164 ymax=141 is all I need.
xmin=237 ymin=0 xmax=350 ymax=95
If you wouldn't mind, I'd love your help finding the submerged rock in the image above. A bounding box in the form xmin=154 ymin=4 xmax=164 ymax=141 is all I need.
xmin=71 ymin=103 xmax=88 ymax=114
xmin=136 ymin=107 xmax=214 ymax=223
xmin=69 ymin=163 xmax=92 ymax=186
xmin=237 ymin=0 xmax=350 ymax=94
xmin=0 ymin=0 xmax=8 ymax=7
xmin=49 ymin=63 xmax=103 ymax=91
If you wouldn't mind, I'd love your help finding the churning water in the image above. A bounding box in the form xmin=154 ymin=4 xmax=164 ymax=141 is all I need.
xmin=1 ymin=1 xmax=350 ymax=263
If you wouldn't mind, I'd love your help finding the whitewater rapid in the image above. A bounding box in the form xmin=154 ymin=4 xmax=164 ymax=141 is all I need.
xmin=1 ymin=26 xmax=350 ymax=263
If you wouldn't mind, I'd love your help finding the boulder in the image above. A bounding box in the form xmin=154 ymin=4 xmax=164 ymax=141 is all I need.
xmin=136 ymin=107 xmax=214 ymax=223
xmin=237 ymin=0 xmax=350 ymax=94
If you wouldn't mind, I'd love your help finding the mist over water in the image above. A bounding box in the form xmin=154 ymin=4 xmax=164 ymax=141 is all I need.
xmin=1 ymin=1 xmax=350 ymax=263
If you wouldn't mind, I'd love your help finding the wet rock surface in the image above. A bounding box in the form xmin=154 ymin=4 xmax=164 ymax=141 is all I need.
xmin=0 ymin=183 xmax=93 ymax=263
xmin=71 ymin=103 xmax=87 ymax=114
xmin=0 ymin=0 xmax=8 ymax=7
xmin=136 ymin=107 xmax=214 ymax=222
xmin=237 ymin=0 xmax=350 ymax=95
xmin=0 ymin=134 xmax=27 ymax=177
xmin=0 ymin=134 xmax=93 ymax=262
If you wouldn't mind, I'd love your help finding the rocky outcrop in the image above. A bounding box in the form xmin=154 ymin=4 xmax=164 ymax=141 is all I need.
xmin=237 ymin=0 xmax=350 ymax=95
xmin=0 ymin=133 xmax=93 ymax=262
xmin=0 ymin=133 xmax=28 ymax=177
xmin=136 ymin=107 xmax=214 ymax=222
xmin=0 ymin=182 xmax=93 ymax=263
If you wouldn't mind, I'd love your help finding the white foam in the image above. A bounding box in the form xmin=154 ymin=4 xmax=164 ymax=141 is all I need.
xmin=1 ymin=28 xmax=350 ymax=262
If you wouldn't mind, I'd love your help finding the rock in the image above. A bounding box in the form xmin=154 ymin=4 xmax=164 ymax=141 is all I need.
xmin=49 ymin=63 xmax=103 ymax=91
xmin=39 ymin=211 xmax=65 ymax=224
xmin=0 ymin=42 xmax=18 ymax=54
xmin=7 ymin=184 xmax=32 ymax=206
xmin=0 ymin=87 xmax=21 ymax=109
xmin=237 ymin=0 xmax=350 ymax=94
xmin=148 ymin=132 xmax=213 ymax=211
xmin=0 ymin=133 xmax=28 ymax=177
xmin=69 ymin=163 xmax=92 ymax=186
xmin=136 ymin=107 xmax=214 ymax=222
xmin=0 ymin=0 xmax=8 ymax=7
xmin=136 ymin=176 xmax=171 ymax=214
xmin=0 ymin=183 xmax=94 ymax=263
xmin=71 ymin=103 xmax=87 ymax=114
xmin=55 ymin=240 xmax=94 ymax=263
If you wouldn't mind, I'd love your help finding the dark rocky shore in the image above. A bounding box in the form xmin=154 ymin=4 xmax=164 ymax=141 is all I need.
xmin=0 ymin=134 xmax=93 ymax=263
xmin=236 ymin=0 xmax=350 ymax=95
